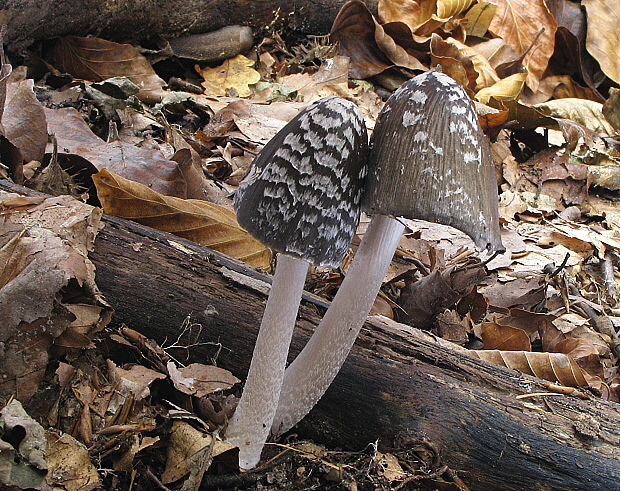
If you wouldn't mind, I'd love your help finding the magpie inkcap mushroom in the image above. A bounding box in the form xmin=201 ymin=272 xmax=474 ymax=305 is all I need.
xmin=271 ymin=70 xmax=503 ymax=438
xmin=226 ymin=96 xmax=368 ymax=469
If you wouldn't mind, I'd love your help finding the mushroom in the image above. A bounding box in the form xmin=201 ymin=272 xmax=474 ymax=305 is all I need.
xmin=225 ymin=96 xmax=368 ymax=469
xmin=271 ymin=70 xmax=504 ymax=437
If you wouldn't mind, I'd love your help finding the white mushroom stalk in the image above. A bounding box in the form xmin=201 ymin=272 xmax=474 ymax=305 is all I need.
xmin=226 ymin=97 xmax=368 ymax=469
xmin=272 ymin=70 xmax=504 ymax=438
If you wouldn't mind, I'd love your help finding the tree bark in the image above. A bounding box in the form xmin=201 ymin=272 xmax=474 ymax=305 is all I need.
xmin=1 ymin=179 xmax=619 ymax=491
xmin=3 ymin=0 xmax=379 ymax=49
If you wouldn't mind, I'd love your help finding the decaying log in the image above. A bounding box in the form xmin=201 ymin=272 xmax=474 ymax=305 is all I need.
xmin=3 ymin=0 xmax=379 ymax=49
xmin=1 ymin=179 xmax=619 ymax=491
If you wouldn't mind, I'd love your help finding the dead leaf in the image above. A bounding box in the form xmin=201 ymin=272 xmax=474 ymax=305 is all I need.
xmin=50 ymin=36 xmax=166 ymax=102
xmin=0 ymin=192 xmax=110 ymax=403
xmin=162 ymin=421 xmax=233 ymax=484
xmin=45 ymin=430 xmax=101 ymax=491
xmin=534 ymin=98 xmax=616 ymax=135
xmin=109 ymin=362 xmax=167 ymax=401
xmin=329 ymin=0 xmax=393 ymax=79
xmin=480 ymin=320 xmax=532 ymax=351
xmin=470 ymin=349 xmax=589 ymax=387
xmin=464 ymin=1 xmax=498 ymax=37
xmin=197 ymin=54 xmax=261 ymax=97
xmin=92 ymin=168 xmax=271 ymax=268
xmin=437 ymin=0 xmax=475 ymax=19
xmin=582 ymin=0 xmax=620 ymax=85
xmin=487 ymin=0 xmax=558 ymax=91
xmin=475 ymin=72 xmax=527 ymax=103
xmin=167 ymin=361 xmax=240 ymax=398
xmin=378 ymin=0 xmax=437 ymax=32
xmin=1 ymin=78 xmax=47 ymax=163
xmin=45 ymin=107 xmax=210 ymax=199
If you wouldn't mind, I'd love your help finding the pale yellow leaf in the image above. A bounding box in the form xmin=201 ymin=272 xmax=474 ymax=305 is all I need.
xmin=197 ymin=54 xmax=261 ymax=97
xmin=437 ymin=0 xmax=475 ymax=19
xmin=464 ymin=1 xmax=498 ymax=37
xmin=475 ymin=72 xmax=526 ymax=103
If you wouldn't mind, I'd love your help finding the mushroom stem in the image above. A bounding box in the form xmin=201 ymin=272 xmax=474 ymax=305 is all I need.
xmin=226 ymin=253 xmax=310 ymax=469
xmin=271 ymin=214 xmax=405 ymax=437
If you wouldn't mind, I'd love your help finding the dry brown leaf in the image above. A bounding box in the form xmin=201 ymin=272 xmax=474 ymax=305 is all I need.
xmin=50 ymin=36 xmax=166 ymax=102
xmin=582 ymin=0 xmax=620 ymax=85
xmin=378 ymin=0 xmax=437 ymax=32
xmin=480 ymin=321 xmax=532 ymax=351
xmin=92 ymin=168 xmax=271 ymax=268
xmin=487 ymin=0 xmax=558 ymax=91
xmin=470 ymin=350 xmax=588 ymax=387
xmin=373 ymin=21 xmax=428 ymax=73
xmin=534 ymin=98 xmax=616 ymax=135
xmin=0 ymin=192 xmax=110 ymax=403
xmin=2 ymin=78 xmax=47 ymax=163
xmin=444 ymin=37 xmax=500 ymax=91
xmin=46 ymin=431 xmax=101 ymax=491
xmin=197 ymin=54 xmax=261 ymax=97
xmin=430 ymin=34 xmax=478 ymax=94
xmin=167 ymin=361 xmax=240 ymax=398
xmin=45 ymin=107 xmax=210 ymax=200
xmin=330 ymin=0 xmax=393 ymax=79
xmin=162 ymin=421 xmax=234 ymax=484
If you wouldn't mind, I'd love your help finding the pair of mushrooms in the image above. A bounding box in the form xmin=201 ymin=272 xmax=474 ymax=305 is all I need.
xmin=225 ymin=70 xmax=504 ymax=469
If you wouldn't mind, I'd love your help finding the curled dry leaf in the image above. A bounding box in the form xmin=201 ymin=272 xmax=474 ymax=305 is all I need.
xmin=475 ymin=72 xmax=527 ymax=103
xmin=50 ymin=36 xmax=166 ymax=103
xmin=162 ymin=421 xmax=234 ymax=484
xmin=378 ymin=0 xmax=437 ymax=32
xmin=437 ymin=0 xmax=476 ymax=20
xmin=470 ymin=349 xmax=588 ymax=387
xmin=464 ymin=1 xmax=498 ymax=37
xmin=330 ymin=0 xmax=393 ymax=79
xmin=582 ymin=0 xmax=620 ymax=85
xmin=92 ymin=168 xmax=271 ymax=268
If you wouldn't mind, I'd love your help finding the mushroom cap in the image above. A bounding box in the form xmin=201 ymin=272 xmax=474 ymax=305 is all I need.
xmin=362 ymin=71 xmax=504 ymax=252
xmin=234 ymin=97 xmax=368 ymax=268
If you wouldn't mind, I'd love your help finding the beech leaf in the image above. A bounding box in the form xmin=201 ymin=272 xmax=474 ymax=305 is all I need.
xmin=92 ymin=168 xmax=271 ymax=268
xmin=470 ymin=350 xmax=588 ymax=387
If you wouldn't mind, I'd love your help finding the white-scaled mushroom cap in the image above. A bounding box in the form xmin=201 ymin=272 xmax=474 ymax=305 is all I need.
xmin=362 ymin=70 xmax=504 ymax=252
xmin=234 ymin=97 xmax=369 ymax=268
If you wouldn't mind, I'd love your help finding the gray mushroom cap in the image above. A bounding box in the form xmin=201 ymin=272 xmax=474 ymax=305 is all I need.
xmin=234 ymin=97 xmax=369 ymax=268
xmin=362 ymin=71 xmax=504 ymax=252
